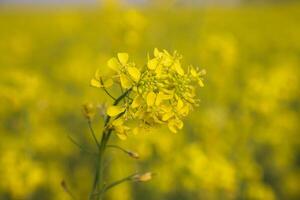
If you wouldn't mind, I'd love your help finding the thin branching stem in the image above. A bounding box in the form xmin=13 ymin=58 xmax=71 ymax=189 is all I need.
xmin=88 ymin=119 xmax=100 ymax=148
xmin=68 ymin=135 xmax=98 ymax=155
xmin=61 ymin=180 xmax=77 ymax=200
xmin=106 ymin=144 xmax=138 ymax=159
xmin=89 ymin=88 xmax=132 ymax=200
xmin=100 ymin=77 xmax=116 ymax=100
xmin=106 ymin=144 xmax=128 ymax=154
xmin=93 ymin=173 xmax=137 ymax=199
xmin=103 ymin=173 xmax=137 ymax=192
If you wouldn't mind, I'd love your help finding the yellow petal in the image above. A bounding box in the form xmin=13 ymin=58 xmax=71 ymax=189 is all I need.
xmin=198 ymin=79 xmax=204 ymax=87
xmin=107 ymin=57 xmax=120 ymax=71
xmin=154 ymin=48 xmax=161 ymax=57
xmin=131 ymin=95 xmax=142 ymax=108
xmin=162 ymin=56 xmax=173 ymax=67
xmin=153 ymin=115 xmax=164 ymax=124
xmin=163 ymin=89 xmax=174 ymax=95
xmin=177 ymin=119 xmax=184 ymax=129
xmin=177 ymin=98 xmax=184 ymax=109
xmin=120 ymin=74 xmax=132 ymax=89
xmin=132 ymin=126 xmax=142 ymax=135
xmin=112 ymin=118 xmax=124 ymax=126
xmin=178 ymin=105 xmax=190 ymax=116
xmin=103 ymin=79 xmax=113 ymax=88
xmin=107 ymin=106 xmax=125 ymax=117
xmin=163 ymin=49 xmax=171 ymax=56
xmin=190 ymin=67 xmax=198 ymax=77
xmin=161 ymin=105 xmax=172 ymax=112
xmin=199 ymin=69 xmax=206 ymax=76
xmin=116 ymin=132 xmax=127 ymax=140
xmin=168 ymin=119 xmax=183 ymax=133
xmin=162 ymin=112 xmax=174 ymax=121
xmin=90 ymin=78 xmax=101 ymax=88
xmin=146 ymin=92 xmax=156 ymax=106
xmin=155 ymin=92 xmax=163 ymax=106
xmin=173 ymin=61 xmax=184 ymax=75
xmin=82 ymin=103 xmax=96 ymax=120
xmin=90 ymin=78 xmax=113 ymax=88
xmin=155 ymin=92 xmax=170 ymax=106
xmin=95 ymin=68 xmax=102 ymax=79
xmin=155 ymin=64 xmax=163 ymax=75
xmin=127 ymin=67 xmax=141 ymax=82
xmin=117 ymin=53 xmax=129 ymax=65
xmin=147 ymin=58 xmax=158 ymax=70
xmin=135 ymin=109 xmax=145 ymax=119
xmin=168 ymin=119 xmax=177 ymax=133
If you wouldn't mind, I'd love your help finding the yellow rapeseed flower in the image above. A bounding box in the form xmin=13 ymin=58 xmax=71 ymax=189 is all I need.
xmin=91 ymin=49 xmax=205 ymax=139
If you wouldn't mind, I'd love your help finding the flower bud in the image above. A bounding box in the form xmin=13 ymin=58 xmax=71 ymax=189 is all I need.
xmin=127 ymin=151 xmax=140 ymax=159
xmin=82 ymin=103 xmax=96 ymax=120
xmin=132 ymin=172 xmax=154 ymax=182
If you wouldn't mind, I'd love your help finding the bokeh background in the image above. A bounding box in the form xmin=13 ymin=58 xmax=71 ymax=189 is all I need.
xmin=0 ymin=0 xmax=300 ymax=199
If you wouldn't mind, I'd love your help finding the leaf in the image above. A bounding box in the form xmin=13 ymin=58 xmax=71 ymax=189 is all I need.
xmin=120 ymin=74 xmax=132 ymax=89
xmin=107 ymin=57 xmax=120 ymax=71
xmin=127 ymin=67 xmax=141 ymax=82
xmin=146 ymin=92 xmax=156 ymax=106
xmin=117 ymin=53 xmax=129 ymax=65
xmin=147 ymin=58 xmax=158 ymax=70
xmin=107 ymin=106 xmax=125 ymax=117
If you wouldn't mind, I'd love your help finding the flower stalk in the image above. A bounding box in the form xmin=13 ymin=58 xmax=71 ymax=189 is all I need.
xmin=74 ymin=49 xmax=204 ymax=199
xmin=89 ymin=89 xmax=132 ymax=200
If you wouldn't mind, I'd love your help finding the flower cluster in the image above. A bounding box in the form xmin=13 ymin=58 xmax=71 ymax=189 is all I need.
xmin=91 ymin=48 xmax=205 ymax=139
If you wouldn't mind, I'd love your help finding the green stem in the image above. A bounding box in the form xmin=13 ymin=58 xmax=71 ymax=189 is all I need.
xmin=95 ymin=173 xmax=137 ymax=199
xmin=88 ymin=120 xmax=100 ymax=148
xmin=103 ymin=173 xmax=136 ymax=192
xmin=100 ymin=78 xmax=116 ymax=101
xmin=89 ymin=88 xmax=132 ymax=200
xmin=106 ymin=145 xmax=128 ymax=154
xmin=68 ymin=135 xmax=98 ymax=155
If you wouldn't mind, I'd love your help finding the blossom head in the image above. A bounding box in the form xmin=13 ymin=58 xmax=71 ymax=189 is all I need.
xmin=91 ymin=48 xmax=205 ymax=139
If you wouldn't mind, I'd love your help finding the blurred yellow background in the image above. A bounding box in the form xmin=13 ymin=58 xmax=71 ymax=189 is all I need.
xmin=0 ymin=0 xmax=299 ymax=199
